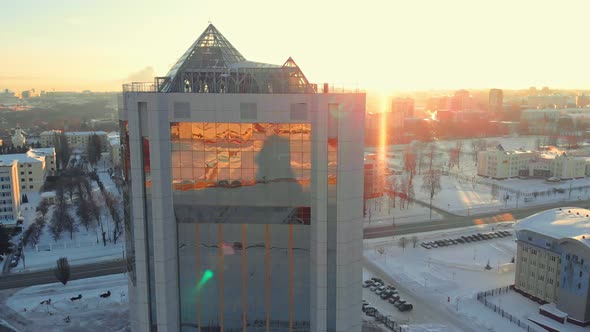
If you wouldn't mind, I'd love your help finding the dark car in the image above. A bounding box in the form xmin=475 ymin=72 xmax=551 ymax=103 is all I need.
xmin=365 ymin=307 xmax=377 ymax=317
xmin=380 ymin=291 xmax=394 ymax=300
xmin=371 ymin=277 xmax=383 ymax=284
xmin=393 ymin=300 xmax=407 ymax=308
xmin=456 ymin=238 xmax=465 ymax=244
xmin=398 ymin=303 xmax=413 ymax=312
xmin=388 ymin=295 xmax=401 ymax=303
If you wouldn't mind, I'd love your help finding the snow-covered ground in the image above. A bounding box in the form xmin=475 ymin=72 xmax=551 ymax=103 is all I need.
xmin=3 ymin=273 xmax=129 ymax=332
xmin=363 ymin=196 xmax=442 ymax=228
xmin=10 ymin=158 xmax=125 ymax=273
xmin=367 ymin=135 xmax=590 ymax=217
xmin=365 ymin=223 xmax=527 ymax=332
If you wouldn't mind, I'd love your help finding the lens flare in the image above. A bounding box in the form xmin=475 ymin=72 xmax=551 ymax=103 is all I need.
xmin=198 ymin=269 xmax=214 ymax=290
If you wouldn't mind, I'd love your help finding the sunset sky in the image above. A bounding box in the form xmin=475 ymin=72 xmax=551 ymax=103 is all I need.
xmin=1 ymin=0 xmax=589 ymax=93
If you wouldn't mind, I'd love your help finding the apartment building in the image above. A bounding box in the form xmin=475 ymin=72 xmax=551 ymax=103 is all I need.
xmin=40 ymin=130 xmax=108 ymax=152
xmin=0 ymin=160 xmax=20 ymax=224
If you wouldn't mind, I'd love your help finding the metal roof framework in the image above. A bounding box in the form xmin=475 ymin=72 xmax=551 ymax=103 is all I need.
xmin=157 ymin=24 xmax=314 ymax=94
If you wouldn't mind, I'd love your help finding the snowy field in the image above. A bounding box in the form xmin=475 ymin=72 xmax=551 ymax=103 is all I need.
xmin=367 ymin=135 xmax=590 ymax=217
xmin=363 ymin=196 xmax=442 ymax=228
xmin=3 ymin=273 xmax=129 ymax=332
xmin=365 ymin=223 xmax=530 ymax=332
xmin=8 ymin=160 xmax=125 ymax=273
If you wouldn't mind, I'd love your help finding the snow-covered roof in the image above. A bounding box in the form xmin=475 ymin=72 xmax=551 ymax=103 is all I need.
xmin=28 ymin=147 xmax=55 ymax=157
xmin=64 ymin=131 xmax=107 ymax=136
xmin=0 ymin=153 xmax=44 ymax=165
xmin=515 ymin=207 xmax=590 ymax=247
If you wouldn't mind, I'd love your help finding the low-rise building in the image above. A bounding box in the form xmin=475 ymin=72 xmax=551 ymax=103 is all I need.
xmin=477 ymin=145 xmax=534 ymax=179
xmin=0 ymin=147 xmax=55 ymax=193
xmin=478 ymin=145 xmax=590 ymax=179
xmin=514 ymin=208 xmax=590 ymax=326
xmin=40 ymin=130 xmax=108 ymax=152
xmin=107 ymin=133 xmax=121 ymax=167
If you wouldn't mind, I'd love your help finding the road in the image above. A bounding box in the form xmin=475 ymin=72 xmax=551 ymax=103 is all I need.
xmin=0 ymin=259 xmax=125 ymax=290
xmin=364 ymin=198 xmax=590 ymax=239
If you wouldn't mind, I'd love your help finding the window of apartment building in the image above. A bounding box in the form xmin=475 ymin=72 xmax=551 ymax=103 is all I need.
xmin=582 ymin=259 xmax=585 ymax=265
xmin=578 ymin=283 xmax=581 ymax=289
xmin=21 ymin=179 xmax=24 ymax=182
xmin=27 ymin=164 xmax=31 ymax=167
xmin=21 ymin=186 xmax=25 ymax=189
xmin=28 ymin=171 xmax=32 ymax=175
xmin=528 ymin=236 xmax=533 ymax=241
xmin=549 ymin=278 xmax=553 ymax=285
xmin=29 ymin=178 xmax=32 ymax=181
xmin=29 ymin=185 xmax=33 ymax=189
xmin=580 ymin=271 xmax=583 ymax=278
xmin=531 ymin=271 xmax=535 ymax=277
xmin=557 ymin=281 xmax=560 ymax=287
xmin=20 ymin=172 xmax=24 ymax=175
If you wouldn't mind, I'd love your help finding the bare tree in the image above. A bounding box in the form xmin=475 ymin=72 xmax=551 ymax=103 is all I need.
xmin=422 ymin=169 xmax=442 ymax=220
xmin=425 ymin=143 xmax=436 ymax=172
xmin=398 ymin=237 xmax=407 ymax=251
xmin=36 ymin=199 xmax=51 ymax=218
xmin=455 ymin=140 xmax=464 ymax=167
xmin=403 ymin=147 xmax=417 ymax=183
xmin=490 ymin=183 xmax=499 ymax=200
xmin=411 ymin=236 xmax=419 ymax=248
xmin=54 ymin=257 xmax=71 ymax=285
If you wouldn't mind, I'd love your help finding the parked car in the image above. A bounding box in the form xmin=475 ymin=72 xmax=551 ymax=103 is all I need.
xmin=421 ymin=243 xmax=431 ymax=249
xmin=365 ymin=307 xmax=377 ymax=317
xmin=456 ymin=238 xmax=465 ymax=244
xmin=380 ymin=291 xmax=394 ymax=300
xmin=363 ymin=280 xmax=374 ymax=288
xmin=393 ymin=300 xmax=407 ymax=308
xmin=371 ymin=277 xmax=383 ymax=284
xmin=388 ymin=295 xmax=401 ymax=303
xmin=398 ymin=303 xmax=414 ymax=312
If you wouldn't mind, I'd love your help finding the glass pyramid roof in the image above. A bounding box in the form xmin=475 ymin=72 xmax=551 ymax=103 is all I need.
xmin=159 ymin=24 xmax=313 ymax=93
xmin=165 ymin=24 xmax=247 ymax=79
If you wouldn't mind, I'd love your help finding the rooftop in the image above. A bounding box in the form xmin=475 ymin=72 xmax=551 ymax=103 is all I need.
xmin=0 ymin=153 xmax=44 ymax=165
xmin=124 ymin=24 xmax=315 ymax=94
xmin=514 ymin=207 xmax=590 ymax=246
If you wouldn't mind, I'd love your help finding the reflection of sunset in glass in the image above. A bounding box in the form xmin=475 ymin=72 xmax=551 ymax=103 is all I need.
xmin=1 ymin=0 xmax=589 ymax=92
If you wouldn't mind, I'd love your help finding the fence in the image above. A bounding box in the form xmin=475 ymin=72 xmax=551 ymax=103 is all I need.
xmin=476 ymin=286 xmax=542 ymax=332
xmin=34 ymin=240 xmax=123 ymax=252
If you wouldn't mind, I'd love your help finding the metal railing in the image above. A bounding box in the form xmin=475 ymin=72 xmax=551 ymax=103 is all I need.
xmin=476 ymin=286 xmax=542 ymax=332
xmin=122 ymin=82 xmax=156 ymax=93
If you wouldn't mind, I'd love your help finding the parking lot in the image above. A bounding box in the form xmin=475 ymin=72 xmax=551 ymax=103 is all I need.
xmin=420 ymin=230 xmax=512 ymax=250
xmin=362 ymin=269 xmax=428 ymax=328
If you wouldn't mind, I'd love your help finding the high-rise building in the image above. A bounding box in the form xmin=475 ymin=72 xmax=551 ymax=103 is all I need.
xmin=391 ymin=97 xmax=414 ymax=128
xmin=121 ymin=24 xmax=365 ymax=332
xmin=489 ymin=89 xmax=503 ymax=114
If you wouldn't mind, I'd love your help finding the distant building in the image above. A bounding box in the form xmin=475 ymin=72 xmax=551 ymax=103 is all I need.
xmin=391 ymin=97 xmax=414 ymax=128
xmin=0 ymin=159 xmax=21 ymax=225
xmin=107 ymin=133 xmax=121 ymax=167
xmin=11 ymin=127 xmax=26 ymax=148
xmin=364 ymin=154 xmax=387 ymax=202
xmin=0 ymin=89 xmax=20 ymax=105
xmin=528 ymin=95 xmax=568 ymax=109
xmin=450 ymin=89 xmax=473 ymax=111
xmin=477 ymin=145 xmax=590 ymax=179
xmin=489 ymin=89 xmax=503 ymax=114
xmin=40 ymin=130 xmax=108 ymax=152
xmin=514 ymin=208 xmax=590 ymax=326
xmin=576 ymin=95 xmax=590 ymax=108
xmin=477 ymin=145 xmax=534 ymax=179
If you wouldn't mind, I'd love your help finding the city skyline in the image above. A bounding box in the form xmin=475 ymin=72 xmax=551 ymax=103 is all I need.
xmin=2 ymin=0 xmax=590 ymax=92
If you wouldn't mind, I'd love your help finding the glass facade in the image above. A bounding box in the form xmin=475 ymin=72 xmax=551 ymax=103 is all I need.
xmin=171 ymin=122 xmax=311 ymax=225
xmin=173 ymin=122 xmax=311 ymax=331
